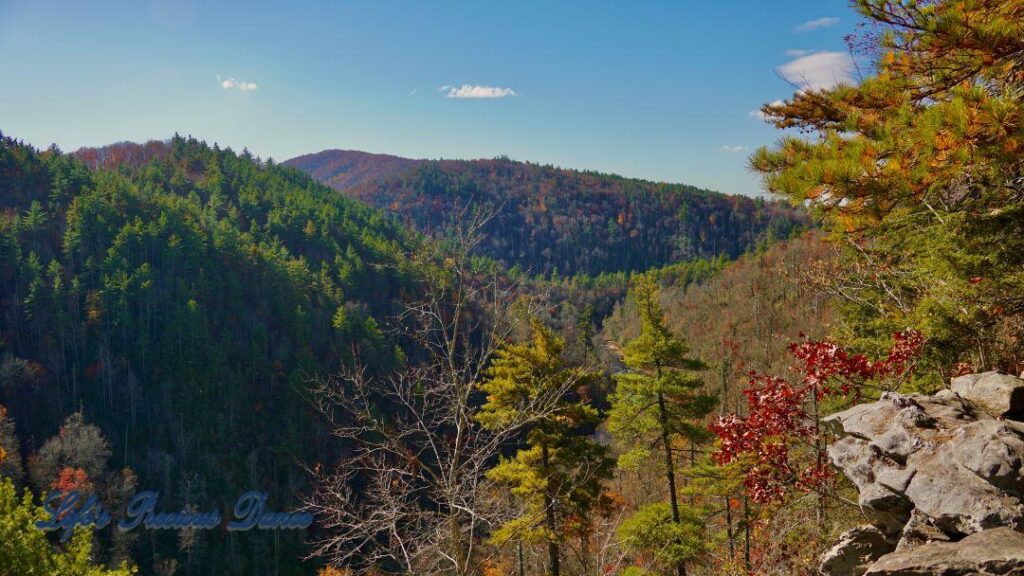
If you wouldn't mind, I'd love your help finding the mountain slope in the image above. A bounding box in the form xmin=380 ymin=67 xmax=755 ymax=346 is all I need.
xmin=284 ymin=149 xmax=422 ymax=190
xmin=1 ymin=134 xmax=421 ymax=574
xmin=601 ymin=232 xmax=835 ymax=399
xmin=287 ymin=151 xmax=809 ymax=277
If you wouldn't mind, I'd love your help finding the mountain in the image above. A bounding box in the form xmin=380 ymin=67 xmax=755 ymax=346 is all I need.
xmin=286 ymin=151 xmax=810 ymax=277
xmin=0 ymin=134 xmax=421 ymax=574
xmin=284 ymin=149 xmax=422 ymax=191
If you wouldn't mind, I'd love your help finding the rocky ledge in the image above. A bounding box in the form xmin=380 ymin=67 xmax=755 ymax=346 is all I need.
xmin=819 ymin=371 xmax=1024 ymax=576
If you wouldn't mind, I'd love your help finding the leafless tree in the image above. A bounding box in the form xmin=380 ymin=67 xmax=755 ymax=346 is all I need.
xmin=307 ymin=206 xmax=584 ymax=575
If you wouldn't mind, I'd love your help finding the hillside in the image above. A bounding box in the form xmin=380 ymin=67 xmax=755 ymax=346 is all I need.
xmin=284 ymin=149 xmax=422 ymax=191
xmin=0 ymin=133 xmax=421 ymax=574
xmin=597 ymin=233 xmax=845 ymax=572
xmin=287 ymin=151 xmax=810 ymax=277
xmin=600 ymin=232 xmax=835 ymax=408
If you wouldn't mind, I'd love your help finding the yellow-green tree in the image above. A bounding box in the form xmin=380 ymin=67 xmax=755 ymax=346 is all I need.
xmin=0 ymin=477 xmax=136 ymax=576
xmin=609 ymin=273 xmax=716 ymax=576
xmin=751 ymin=0 xmax=1024 ymax=379
xmin=478 ymin=320 xmax=613 ymax=576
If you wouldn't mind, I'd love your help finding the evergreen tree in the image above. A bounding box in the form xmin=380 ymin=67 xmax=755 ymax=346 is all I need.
xmin=478 ymin=320 xmax=613 ymax=576
xmin=751 ymin=0 xmax=1024 ymax=379
xmin=608 ymin=273 xmax=716 ymax=576
xmin=0 ymin=476 xmax=136 ymax=575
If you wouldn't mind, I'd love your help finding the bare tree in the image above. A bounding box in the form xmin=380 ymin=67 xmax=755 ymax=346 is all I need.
xmin=307 ymin=206 xmax=582 ymax=575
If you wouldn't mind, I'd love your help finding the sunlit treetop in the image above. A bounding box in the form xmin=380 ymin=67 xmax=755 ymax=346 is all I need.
xmin=750 ymin=0 xmax=1024 ymax=375
xmin=752 ymin=0 xmax=1024 ymax=226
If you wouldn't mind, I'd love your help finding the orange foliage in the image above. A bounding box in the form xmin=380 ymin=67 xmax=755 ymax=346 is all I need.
xmin=52 ymin=467 xmax=94 ymax=493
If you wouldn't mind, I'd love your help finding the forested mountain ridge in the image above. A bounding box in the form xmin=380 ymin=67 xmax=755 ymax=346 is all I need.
xmin=2 ymin=0 xmax=1019 ymax=575
xmin=287 ymin=151 xmax=810 ymax=276
xmin=0 ymin=132 xmax=421 ymax=574
xmin=284 ymin=149 xmax=422 ymax=191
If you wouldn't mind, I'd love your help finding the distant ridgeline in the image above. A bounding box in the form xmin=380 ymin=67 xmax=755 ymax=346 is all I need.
xmin=285 ymin=150 xmax=810 ymax=277
xmin=0 ymin=133 xmax=420 ymax=574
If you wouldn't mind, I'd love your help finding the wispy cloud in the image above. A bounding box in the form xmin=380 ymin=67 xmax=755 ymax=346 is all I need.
xmin=785 ymin=49 xmax=813 ymax=58
xmin=748 ymin=99 xmax=786 ymax=120
xmin=777 ymin=51 xmax=854 ymax=91
xmin=795 ymin=17 xmax=839 ymax=32
xmin=720 ymin=145 xmax=749 ymax=153
xmin=217 ymin=75 xmax=258 ymax=91
xmin=439 ymin=84 xmax=517 ymax=99
xmin=410 ymin=88 xmax=419 ymax=96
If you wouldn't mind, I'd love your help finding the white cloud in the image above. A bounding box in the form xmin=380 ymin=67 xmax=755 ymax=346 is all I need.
xmin=785 ymin=49 xmax=813 ymax=58
xmin=720 ymin=145 xmax=749 ymax=153
xmin=410 ymin=88 xmax=419 ymax=95
xmin=440 ymin=84 xmax=517 ymax=99
xmin=217 ymin=75 xmax=258 ymax=91
xmin=777 ymin=51 xmax=854 ymax=91
xmin=749 ymin=99 xmax=786 ymax=120
xmin=795 ymin=17 xmax=840 ymax=32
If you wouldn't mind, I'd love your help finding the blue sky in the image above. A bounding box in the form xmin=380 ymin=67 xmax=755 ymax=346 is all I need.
xmin=0 ymin=0 xmax=860 ymax=196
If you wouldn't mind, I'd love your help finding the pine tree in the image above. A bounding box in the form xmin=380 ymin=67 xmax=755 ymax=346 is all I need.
xmin=478 ymin=320 xmax=613 ymax=576
xmin=751 ymin=0 xmax=1024 ymax=378
xmin=608 ymin=273 xmax=716 ymax=576
xmin=0 ymin=477 xmax=136 ymax=575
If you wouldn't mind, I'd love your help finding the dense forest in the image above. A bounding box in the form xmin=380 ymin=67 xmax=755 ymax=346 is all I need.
xmin=287 ymin=152 xmax=808 ymax=276
xmin=3 ymin=0 xmax=1024 ymax=575
xmin=0 ymin=133 xmax=422 ymax=575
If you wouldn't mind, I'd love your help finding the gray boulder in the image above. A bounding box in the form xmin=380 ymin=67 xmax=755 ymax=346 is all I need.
xmin=958 ymin=419 xmax=1024 ymax=496
xmin=818 ymin=375 xmax=1024 ymax=576
xmin=895 ymin=509 xmax=952 ymax=553
xmin=863 ymin=527 xmax=1024 ymax=575
xmin=819 ymin=525 xmax=896 ymax=576
xmin=951 ymin=371 xmax=1024 ymax=418
xmin=825 ymin=390 xmax=1024 ymax=538
xmin=827 ymin=435 xmax=913 ymax=535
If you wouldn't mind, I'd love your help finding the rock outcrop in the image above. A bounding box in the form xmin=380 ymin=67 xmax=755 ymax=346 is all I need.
xmin=863 ymin=528 xmax=1024 ymax=576
xmin=819 ymin=372 xmax=1024 ymax=576
xmin=951 ymin=371 xmax=1024 ymax=419
xmin=820 ymin=526 xmax=895 ymax=576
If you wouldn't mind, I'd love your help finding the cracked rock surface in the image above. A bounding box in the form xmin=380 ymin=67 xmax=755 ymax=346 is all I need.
xmin=863 ymin=528 xmax=1024 ymax=576
xmin=820 ymin=525 xmax=895 ymax=576
xmin=819 ymin=372 xmax=1024 ymax=576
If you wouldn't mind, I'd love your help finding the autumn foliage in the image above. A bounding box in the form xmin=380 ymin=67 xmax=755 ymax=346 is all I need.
xmin=317 ymin=567 xmax=351 ymax=576
xmin=51 ymin=467 xmax=94 ymax=493
xmin=331 ymin=156 xmax=806 ymax=277
xmin=711 ymin=329 xmax=924 ymax=504
xmin=752 ymin=0 xmax=1024 ymax=375
xmin=789 ymin=328 xmax=925 ymax=399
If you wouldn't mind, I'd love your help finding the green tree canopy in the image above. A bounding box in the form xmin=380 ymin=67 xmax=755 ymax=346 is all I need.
xmin=478 ymin=320 xmax=613 ymax=576
xmin=0 ymin=477 xmax=136 ymax=576
xmin=751 ymin=0 xmax=1024 ymax=378
xmin=608 ymin=273 xmax=717 ymax=576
